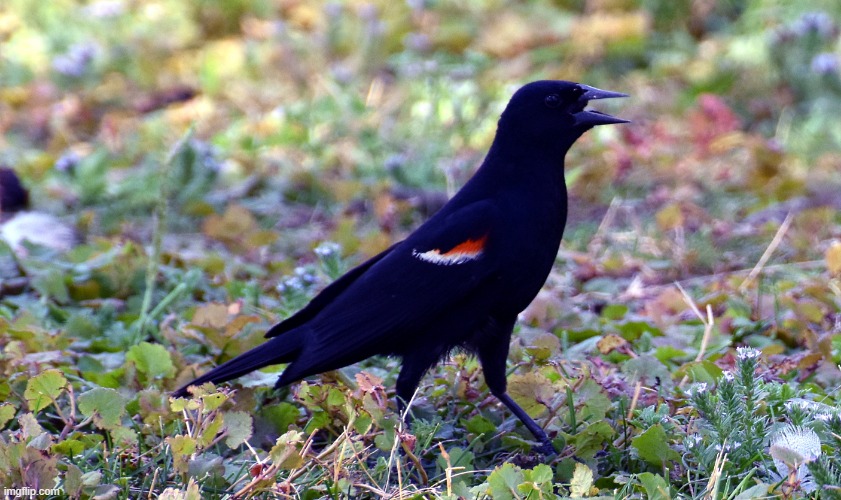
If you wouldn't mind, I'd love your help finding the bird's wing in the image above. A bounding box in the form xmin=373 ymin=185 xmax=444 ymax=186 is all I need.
xmin=285 ymin=200 xmax=504 ymax=371
xmin=265 ymin=244 xmax=398 ymax=338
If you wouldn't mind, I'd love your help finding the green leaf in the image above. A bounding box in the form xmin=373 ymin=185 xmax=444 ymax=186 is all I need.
xmin=637 ymin=472 xmax=672 ymax=500
xmin=170 ymin=397 xmax=201 ymax=412
xmin=223 ymin=411 xmax=252 ymax=448
xmin=63 ymin=463 xmax=85 ymax=498
xmin=677 ymin=360 xmax=723 ymax=384
xmin=64 ymin=312 xmax=100 ymax=339
xmin=529 ymin=463 xmax=553 ymax=484
xmin=0 ymin=403 xmax=15 ymax=430
xmin=77 ymin=388 xmax=127 ymax=430
xmin=654 ymin=345 xmax=687 ymax=363
xmin=51 ymin=439 xmax=86 ymax=456
xmin=24 ymin=369 xmax=67 ymax=412
xmin=32 ymin=269 xmax=70 ymax=303
xmin=353 ymin=410 xmax=372 ymax=434
xmin=488 ymin=463 xmax=524 ymax=500
xmin=463 ymin=414 xmax=496 ymax=436
xmin=632 ymin=424 xmax=680 ymax=466
xmin=304 ymin=410 xmax=331 ymax=434
xmin=436 ymin=446 xmax=475 ymax=479
xmin=572 ymin=421 xmax=614 ymax=459
xmin=201 ymin=392 xmax=227 ymax=412
xmin=168 ymin=434 xmax=197 ymax=455
xmin=263 ymin=402 xmax=300 ymax=433
xmin=569 ymin=463 xmax=594 ymax=497
xmin=270 ymin=431 xmax=305 ymax=470
xmin=109 ymin=427 xmax=137 ymax=447
xmin=616 ymin=320 xmax=661 ymax=340
xmin=198 ymin=414 xmax=224 ymax=447
xmin=602 ymin=304 xmax=628 ymax=320
xmin=507 ymin=371 xmax=560 ymax=417
xmin=327 ymin=387 xmax=346 ymax=407
xmin=734 ymin=483 xmax=770 ymax=499
xmin=126 ymin=342 xmax=175 ymax=380
xmin=622 ymin=354 xmax=672 ymax=386
xmin=576 ymin=378 xmax=612 ymax=422
xmin=188 ymin=454 xmax=225 ymax=480
xmin=167 ymin=435 xmax=197 ymax=474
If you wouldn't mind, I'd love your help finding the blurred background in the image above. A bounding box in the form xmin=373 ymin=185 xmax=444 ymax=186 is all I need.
xmin=2 ymin=0 xmax=840 ymax=267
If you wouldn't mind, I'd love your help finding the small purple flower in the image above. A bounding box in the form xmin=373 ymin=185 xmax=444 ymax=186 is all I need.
xmin=52 ymin=42 xmax=98 ymax=78
xmin=83 ymin=0 xmax=124 ymax=18
xmin=55 ymin=151 xmax=80 ymax=173
xmin=294 ymin=266 xmax=318 ymax=285
xmin=324 ymin=2 xmax=342 ymax=19
xmin=811 ymin=53 xmax=839 ymax=76
xmin=404 ymin=33 xmax=431 ymax=52
xmin=792 ymin=11 xmax=836 ymax=39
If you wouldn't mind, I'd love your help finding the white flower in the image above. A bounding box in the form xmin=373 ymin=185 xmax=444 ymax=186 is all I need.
xmin=277 ymin=276 xmax=304 ymax=293
xmin=770 ymin=425 xmax=821 ymax=493
xmin=715 ymin=441 xmax=741 ymax=452
xmin=785 ymin=398 xmax=839 ymax=419
xmin=314 ymin=241 xmax=341 ymax=259
xmin=293 ymin=266 xmax=317 ymax=285
xmin=686 ymin=383 xmax=708 ymax=397
xmin=736 ymin=346 xmax=761 ymax=360
xmin=722 ymin=371 xmax=735 ymax=382
xmin=686 ymin=433 xmax=703 ymax=446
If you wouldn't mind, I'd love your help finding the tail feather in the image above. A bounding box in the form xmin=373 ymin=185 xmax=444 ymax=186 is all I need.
xmin=173 ymin=331 xmax=303 ymax=397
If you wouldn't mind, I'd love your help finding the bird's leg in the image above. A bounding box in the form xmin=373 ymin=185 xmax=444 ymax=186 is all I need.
xmin=395 ymin=352 xmax=438 ymax=425
xmin=478 ymin=321 xmax=557 ymax=455
xmin=495 ymin=392 xmax=556 ymax=455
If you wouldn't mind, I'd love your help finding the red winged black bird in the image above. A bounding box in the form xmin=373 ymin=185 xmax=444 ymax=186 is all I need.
xmin=174 ymin=81 xmax=628 ymax=454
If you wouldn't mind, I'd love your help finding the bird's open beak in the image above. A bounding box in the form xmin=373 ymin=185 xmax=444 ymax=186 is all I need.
xmin=574 ymin=84 xmax=630 ymax=127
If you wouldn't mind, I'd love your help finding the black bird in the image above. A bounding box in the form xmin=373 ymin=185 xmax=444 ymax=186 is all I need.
xmin=174 ymin=81 xmax=628 ymax=454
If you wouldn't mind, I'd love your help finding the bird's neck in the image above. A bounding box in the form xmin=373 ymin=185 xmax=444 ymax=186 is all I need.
xmin=477 ymin=136 xmax=570 ymax=188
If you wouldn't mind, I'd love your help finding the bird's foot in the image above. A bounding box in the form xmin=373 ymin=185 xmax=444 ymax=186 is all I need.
xmin=534 ymin=441 xmax=558 ymax=457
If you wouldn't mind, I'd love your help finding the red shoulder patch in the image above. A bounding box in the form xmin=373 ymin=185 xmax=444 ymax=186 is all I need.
xmin=413 ymin=234 xmax=488 ymax=265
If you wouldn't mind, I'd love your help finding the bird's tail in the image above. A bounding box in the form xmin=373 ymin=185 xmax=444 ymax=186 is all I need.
xmin=172 ymin=330 xmax=304 ymax=398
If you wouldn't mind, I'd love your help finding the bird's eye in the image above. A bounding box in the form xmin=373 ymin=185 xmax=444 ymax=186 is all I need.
xmin=544 ymin=94 xmax=561 ymax=108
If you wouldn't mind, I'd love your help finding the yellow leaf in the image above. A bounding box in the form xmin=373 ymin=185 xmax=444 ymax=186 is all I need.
xmin=507 ymin=372 xmax=561 ymax=418
xmin=597 ymin=334 xmax=628 ymax=355
xmin=202 ymin=204 xmax=257 ymax=242
xmin=826 ymin=242 xmax=841 ymax=275
xmin=524 ymin=331 xmax=561 ymax=362
xmin=246 ymin=229 xmax=279 ymax=247
xmin=570 ymin=463 xmax=594 ymax=498
xmin=656 ymin=203 xmax=684 ymax=230
xmin=192 ymin=303 xmax=229 ymax=329
xmin=270 ymin=431 xmax=305 ymax=470
xmin=225 ymin=315 xmax=261 ymax=337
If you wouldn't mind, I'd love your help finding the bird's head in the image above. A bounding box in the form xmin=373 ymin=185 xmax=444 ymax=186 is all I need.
xmin=496 ymin=80 xmax=628 ymax=152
